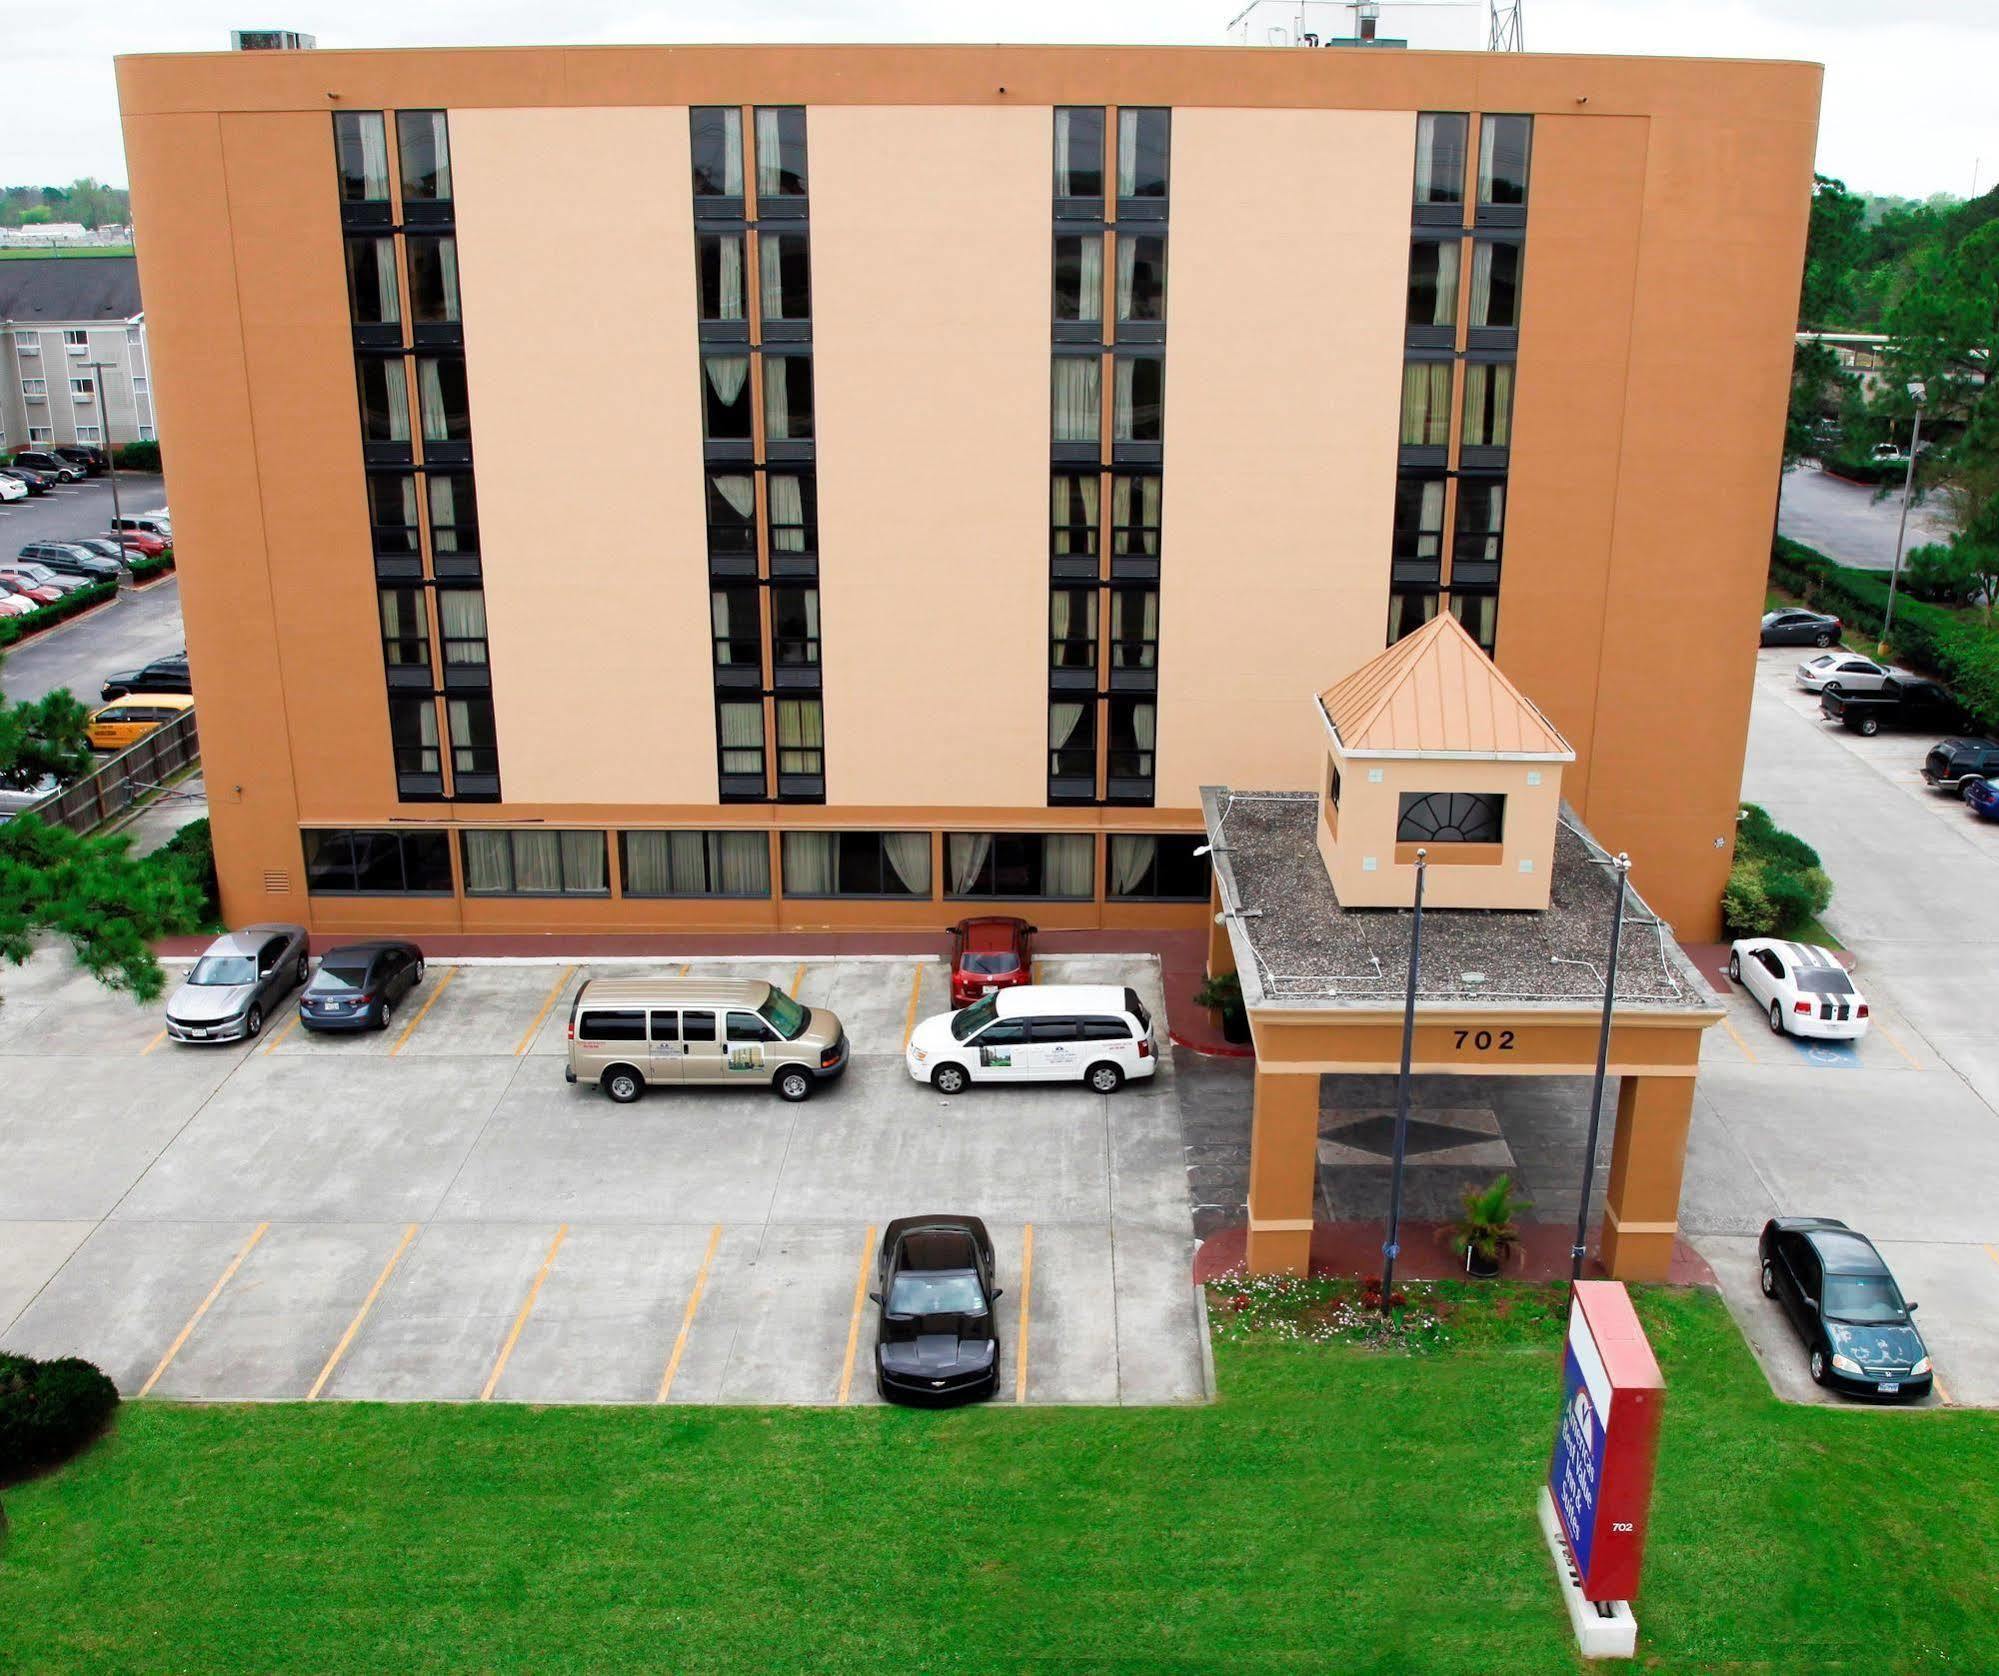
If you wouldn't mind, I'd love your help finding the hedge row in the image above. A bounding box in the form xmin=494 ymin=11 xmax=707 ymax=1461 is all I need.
xmin=1771 ymin=536 xmax=1999 ymax=737
xmin=113 ymin=440 xmax=161 ymax=472
xmin=1820 ymin=455 xmax=1912 ymax=488
xmin=0 ymin=577 xmax=117 ymax=649
xmin=1722 ymin=803 xmax=1833 ymax=940
xmin=126 ymin=551 xmax=175 ymax=584
xmin=0 ymin=1352 xmax=119 ymax=1484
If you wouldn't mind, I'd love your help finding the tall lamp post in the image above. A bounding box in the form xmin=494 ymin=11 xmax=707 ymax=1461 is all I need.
xmin=1878 ymin=379 xmax=1927 ymax=660
xmin=1571 ymin=853 xmax=1631 ymax=1282
xmin=83 ymin=359 xmax=127 ymax=574
xmin=1380 ymin=848 xmax=1427 ymax=1307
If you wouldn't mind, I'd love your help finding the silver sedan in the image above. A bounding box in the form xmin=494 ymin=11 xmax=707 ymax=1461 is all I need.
xmin=163 ymin=923 xmax=310 ymax=1043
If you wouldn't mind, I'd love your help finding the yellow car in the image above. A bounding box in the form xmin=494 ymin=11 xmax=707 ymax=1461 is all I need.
xmin=87 ymin=692 xmax=195 ymax=751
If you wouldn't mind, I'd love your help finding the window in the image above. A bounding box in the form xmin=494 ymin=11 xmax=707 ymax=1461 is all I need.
xmin=446 ymin=695 xmax=498 ymax=777
xmin=710 ymin=584 xmax=761 ymax=668
xmin=416 ymin=356 xmax=470 ymax=446
xmin=1052 ymin=473 xmax=1100 ymax=559
xmin=1414 ymin=113 xmax=1467 ymax=207
xmin=772 ymin=586 xmax=820 ymax=666
xmin=388 ymin=695 xmax=440 ymax=777
xmin=1461 ymin=362 xmax=1514 ymax=449
xmin=776 ymin=697 xmax=824 ymax=775
xmin=1449 ymin=589 xmax=1498 ymax=654
xmin=1107 ymin=834 xmax=1210 ymax=900
xmin=1114 ymin=355 xmax=1163 ymax=445
xmin=139 ymin=425 xmax=156 ymax=441
xmin=438 ymin=588 xmax=488 ymax=669
xmin=75 ymin=425 xmax=100 ymax=444
xmin=763 ymin=354 xmax=814 ymax=441
xmin=428 ymin=472 xmax=478 ymax=554
xmin=1049 ymin=700 xmax=1095 ymax=780
xmin=1397 ymin=791 xmax=1504 ymax=844
xmin=702 ymin=355 xmax=752 ymax=440
xmin=355 ymin=356 xmax=410 ymax=443
xmin=781 ymin=831 xmax=932 ymax=897
xmin=345 ymin=237 xmax=400 ymax=326
xmin=1111 ymin=474 xmax=1160 ymax=558
xmin=580 ymin=1010 xmax=647 ymax=1043
xmin=365 ymin=476 xmax=419 ymax=556
xmin=1050 ymin=587 xmax=1097 ymax=670
xmin=717 ymin=701 xmax=765 ymax=779
xmin=1053 ymin=107 xmax=1104 ymax=200
xmin=1388 ymin=590 xmax=1439 ymax=643
xmin=301 ymin=829 xmax=453 ymax=894
xmin=1407 ymin=239 xmax=1459 ymax=328
xmin=406 ymin=236 xmax=461 ymax=324
xmin=1108 ymin=696 xmax=1156 ymax=781
xmin=768 ymin=472 xmax=816 ymax=555
xmin=759 ymin=231 xmax=811 ymax=321
xmin=378 ymin=587 xmax=430 ymax=668
xmin=1052 ymin=354 xmax=1101 ymax=446
xmin=1109 ymin=588 xmax=1159 ymax=670
xmin=1115 ymin=233 xmax=1166 ymax=323
xmin=755 ymin=107 xmax=808 ymax=200
xmin=1117 ymin=109 xmax=1170 ymax=201
xmin=62 ymin=330 xmax=87 ymax=355
xmin=707 ymin=473 xmax=757 ymax=554
xmin=27 ymin=426 xmax=51 ymax=444
xmin=1453 ymin=480 xmax=1505 ymax=570
xmin=68 ymin=378 xmax=95 ymax=402
xmin=21 ymin=378 xmax=46 ymax=401
xmin=133 ymin=376 xmax=147 ymax=396
xmin=620 ymin=830 xmax=772 ymax=898
xmin=1478 ymin=115 xmax=1532 ymax=207
xmin=334 ymin=112 xmax=390 ymax=205
xmin=13 ymin=333 xmax=38 ymax=356
xmin=697 ymin=232 xmax=746 ymax=325
xmin=1464 ymin=243 xmax=1522 ymax=336
xmin=1053 ymin=233 xmax=1104 ymax=324
xmin=1393 ymin=477 xmax=1446 ymax=567
xmin=1398 ymin=360 xmax=1452 ymax=449
xmin=691 ymin=108 xmax=744 ymax=198
xmin=946 ymin=833 xmax=1094 ymax=900
xmin=397 ymin=110 xmax=452 ymax=204
xmin=462 ymin=829 xmax=608 ymax=895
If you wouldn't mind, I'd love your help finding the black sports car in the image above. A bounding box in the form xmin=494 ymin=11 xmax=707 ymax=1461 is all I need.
xmin=298 ymin=940 xmax=425 ymax=1032
xmin=871 ymin=1215 xmax=1001 ymax=1405
xmin=1759 ymin=1217 xmax=1933 ymax=1401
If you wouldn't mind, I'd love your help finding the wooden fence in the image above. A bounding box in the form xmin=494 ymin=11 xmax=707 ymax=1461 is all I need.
xmin=21 ymin=708 xmax=200 ymax=836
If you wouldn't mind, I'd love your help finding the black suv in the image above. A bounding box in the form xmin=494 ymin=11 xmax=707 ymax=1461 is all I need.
xmin=101 ymin=654 xmax=191 ymax=701
xmin=8 ymin=449 xmax=84 ymax=483
xmin=51 ymin=444 xmax=107 ymax=476
xmin=1922 ymin=737 xmax=1999 ymax=796
xmin=18 ymin=541 xmax=119 ymax=582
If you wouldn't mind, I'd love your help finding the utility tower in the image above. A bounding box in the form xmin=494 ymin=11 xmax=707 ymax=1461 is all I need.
xmin=1488 ymin=0 xmax=1523 ymax=50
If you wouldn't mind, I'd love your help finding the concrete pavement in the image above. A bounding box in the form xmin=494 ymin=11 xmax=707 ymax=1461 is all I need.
xmin=1777 ymin=462 xmax=1953 ymax=572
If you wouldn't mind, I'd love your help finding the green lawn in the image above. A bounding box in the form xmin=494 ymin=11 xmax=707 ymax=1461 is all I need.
xmin=0 ymin=245 xmax=134 ymax=260
xmin=2 ymin=1286 xmax=1995 ymax=1672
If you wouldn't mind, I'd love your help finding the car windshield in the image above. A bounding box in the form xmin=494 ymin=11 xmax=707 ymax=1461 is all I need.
xmin=188 ymin=955 xmax=257 ymax=986
xmin=1795 ymin=970 xmax=1854 ymax=995
xmin=951 ymin=995 xmax=1000 ymax=1041
xmin=962 ymin=951 xmax=1021 ymax=976
xmin=758 ymin=988 xmax=809 ymax=1040
xmin=887 ymin=1271 xmax=986 ymax=1317
xmin=1823 ymin=1274 xmax=1907 ymax=1325
xmin=312 ymin=961 xmax=371 ymax=994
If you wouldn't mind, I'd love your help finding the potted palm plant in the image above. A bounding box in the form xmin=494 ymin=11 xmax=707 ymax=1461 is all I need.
xmin=1192 ymin=970 xmax=1251 ymax=1045
xmin=1452 ymin=1175 xmax=1529 ymax=1279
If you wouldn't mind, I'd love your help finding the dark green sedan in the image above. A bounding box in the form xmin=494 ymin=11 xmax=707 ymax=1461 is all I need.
xmin=1759 ymin=1218 xmax=1933 ymax=1401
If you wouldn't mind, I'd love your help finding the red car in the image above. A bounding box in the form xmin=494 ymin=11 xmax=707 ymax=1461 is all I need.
xmin=103 ymin=528 xmax=167 ymax=557
xmin=948 ymin=916 xmax=1038 ymax=1009
xmin=0 ymin=572 xmax=63 ymax=605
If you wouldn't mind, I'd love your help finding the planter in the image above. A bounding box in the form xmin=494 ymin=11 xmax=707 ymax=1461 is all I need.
xmin=1219 ymin=1007 xmax=1252 ymax=1046
xmin=1463 ymin=1246 xmax=1501 ymax=1280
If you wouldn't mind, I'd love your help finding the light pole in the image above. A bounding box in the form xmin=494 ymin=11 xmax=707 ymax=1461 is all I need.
xmin=1571 ymin=853 xmax=1631 ymax=1282
xmin=83 ymin=359 xmax=127 ymax=575
xmin=1380 ymin=848 xmax=1427 ymax=1308
xmin=1878 ymin=379 xmax=1927 ymax=659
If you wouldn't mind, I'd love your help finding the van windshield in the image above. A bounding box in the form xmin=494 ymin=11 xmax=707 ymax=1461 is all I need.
xmin=759 ymin=988 xmax=809 ymax=1040
xmin=951 ymin=995 xmax=1000 ymax=1042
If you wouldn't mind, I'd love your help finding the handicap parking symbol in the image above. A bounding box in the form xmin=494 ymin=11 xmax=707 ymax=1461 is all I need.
xmin=1789 ymin=1037 xmax=1860 ymax=1068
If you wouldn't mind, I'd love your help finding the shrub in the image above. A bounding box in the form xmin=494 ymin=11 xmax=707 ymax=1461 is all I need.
xmin=1721 ymin=866 xmax=1778 ymax=938
xmin=147 ymin=816 xmax=218 ymax=922
xmin=1761 ymin=865 xmax=1832 ymax=933
xmin=0 ymin=1353 xmax=119 ymax=1483
xmin=0 ymin=578 xmax=117 ymax=649
xmin=113 ymin=440 xmax=161 ymax=472
xmin=125 ymin=552 xmax=175 ymax=583
xmin=1729 ymin=804 xmax=1835 ymax=939
xmin=1904 ymin=543 xmax=1980 ymax=606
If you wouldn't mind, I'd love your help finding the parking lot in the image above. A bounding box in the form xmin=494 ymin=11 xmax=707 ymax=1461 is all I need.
xmin=0 ymin=950 xmax=1207 ymax=1407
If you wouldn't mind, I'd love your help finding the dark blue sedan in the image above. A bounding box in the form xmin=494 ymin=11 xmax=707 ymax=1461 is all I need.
xmin=1963 ymin=777 xmax=1999 ymax=821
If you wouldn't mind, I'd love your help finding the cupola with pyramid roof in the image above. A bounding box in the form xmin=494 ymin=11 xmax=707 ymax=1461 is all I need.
xmin=1311 ymin=612 xmax=1576 ymax=909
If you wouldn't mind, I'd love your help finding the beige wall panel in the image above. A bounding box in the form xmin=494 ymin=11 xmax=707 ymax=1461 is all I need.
xmin=453 ymin=107 xmax=713 ymax=804
xmin=812 ymin=106 xmax=1052 ymax=807
xmin=1156 ymin=108 xmax=1413 ymax=806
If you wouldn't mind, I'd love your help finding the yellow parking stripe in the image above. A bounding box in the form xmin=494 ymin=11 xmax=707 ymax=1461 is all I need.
xmin=837 ymin=1224 xmax=878 ymax=1406
xmin=308 ymin=1223 xmax=418 ymax=1399
xmin=389 ymin=964 xmax=456 ymax=1057
xmin=1984 ymin=1243 xmax=1999 ymax=1268
xmin=261 ymin=1009 xmax=303 ymax=1056
xmin=679 ymin=963 xmax=690 ymax=976
xmin=656 ymin=1224 xmax=723 ymax=1402
xmin=1876 ymin=1022 xmax=1922 ymax=1071
xmin=789 ymin=962 xmax=806 ymax=997
xmin=480 ymin=1224 xmax=568 ymax=1402
xmin=140 ymin=1028 xmax=168 ymax=1056
xmin=514 ymin=964 xmax=576 ymax=1056
xmin=138 ymin=1222 xmax=269 ymax=1397
xmin=1014 ymin=1223 xmax=1035 ymax=1404
xmin=1720 ymin=1015 xmax=1759 ymax=1065
xmin=901 ymin=963 xmax=924 ymax=1052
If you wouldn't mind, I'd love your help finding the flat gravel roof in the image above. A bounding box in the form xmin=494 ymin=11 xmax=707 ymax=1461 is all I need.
xmin=1202 ymin=788 xmax=1713 ymax=1014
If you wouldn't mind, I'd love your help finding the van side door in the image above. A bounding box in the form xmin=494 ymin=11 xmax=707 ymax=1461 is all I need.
xmin=679 ymin=1008 xmax=723 ymax=1082
xmin=1029 ymin=1017 xmax=1082 ymax=1080
xmin=725 ymin=1009 xmax=778 ymax=1079
xmin=648 ymin=1009 xmax=684 ymax=1083
xmin=971 ymin=1019 xmax=1032 ymax=1081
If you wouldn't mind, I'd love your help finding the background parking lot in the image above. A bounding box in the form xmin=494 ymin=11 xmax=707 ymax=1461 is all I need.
xmin=0 ymin=951 xmax=1207 ymax=1408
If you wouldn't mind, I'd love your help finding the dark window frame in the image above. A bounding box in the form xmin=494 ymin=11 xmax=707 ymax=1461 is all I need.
xmin=301 ymin=828 xmax=454 ymax=895
xmin=460 ymin=828 xmax=610 ymax=897
xmin=779 ymin=830 xmax=934 ymax=900
xmin=617 ymin=829 xmax=775 ymax=899
xmin=1106 ymin=833 xmax=1211 ymax=902
xmin=945 ymin=832 xmax=1097 ymax=902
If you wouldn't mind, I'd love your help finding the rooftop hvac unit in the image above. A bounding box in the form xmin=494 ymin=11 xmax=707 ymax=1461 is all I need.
xmin=230 ymin=29 xmax=317 ymax=50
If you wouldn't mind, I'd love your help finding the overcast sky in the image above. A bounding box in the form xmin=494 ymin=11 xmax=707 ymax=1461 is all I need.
xmin=3 ymin=0 xmax=1991 ymax=202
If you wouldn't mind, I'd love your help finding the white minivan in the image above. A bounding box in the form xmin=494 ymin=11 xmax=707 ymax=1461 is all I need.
xmin=113 ymin=511 xmax=172 ymax=542
xmin=906 ymin=983 xmax=1156 ymax=1095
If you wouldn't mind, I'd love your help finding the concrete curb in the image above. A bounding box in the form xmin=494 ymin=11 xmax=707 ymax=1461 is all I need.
xmin=1192 ymin=1278 xmax=1217 ymax=1404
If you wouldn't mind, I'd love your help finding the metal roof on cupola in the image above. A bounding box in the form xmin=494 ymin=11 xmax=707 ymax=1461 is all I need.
xmin=1315 ymin=612 xmax=1575 ymax=761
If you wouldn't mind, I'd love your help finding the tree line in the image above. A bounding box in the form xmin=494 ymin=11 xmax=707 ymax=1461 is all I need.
xmin=1 ymin=180 xmax=130 ymax=229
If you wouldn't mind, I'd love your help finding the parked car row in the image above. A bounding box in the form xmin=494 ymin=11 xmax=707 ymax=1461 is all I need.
xmin=0 ymin=444 xmax=109 ymax=496
xmin=163 ymin=925 xmax=424 ymax=1043
xmin=0 ymin=511 xmax=173 ymax=619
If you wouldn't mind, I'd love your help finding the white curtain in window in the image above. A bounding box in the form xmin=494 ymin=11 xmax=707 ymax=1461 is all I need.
xmin=758 ymin=233 xmax=787 ymax=321
xmin=1399 ymin=362 xmax=1450 ymax=447
xmin=412 ymin=112 xmax=452 ymax=199
xmin=718 ymin=235 xmax=746 ymax=320
xmin=1050 ymin=701 xmax=1088 ymax=749
xmin=1133 ymin=701 xmax=1157 ymax=758
xmin=755 ymin=109 xmax=785 ymax=198
xmin=1467 ymin=241 xmax=1493 ymax=328
xmin=719 ymin=702 xmax=763 ymax=774
xmin=1429 ymin=242 xmax=1460 ymax=326
xmin=882 ymin=834 xmax=932 ymax=897
xmin=1113 ymin=358 xmax=1135 ymax=442
xmin=947 ymin=834 xmax=993 ymax=896
xmin=463 ymin=829 xmax=510 ymax=894
xmin=782 ymin=832 xmax=834 ymax=896
xmin=357 ymin=115 xmax=391 ymax=198
xmin=506 ymin=831 xmax=559 ymax=893
xmin=622 ymin=831 xmax=673 ymax=896
xmin=376 ymin=359 xmax=411 ymax=442
xmin=713 ymin=473 xmax=755 ymax=520
xmin=768 ymin=474 xmax=804 ymax=550
xmin=718 ymin=109 xmax=744 ymax=195
xmin=1477 ymin=118 xmax=1496 ymax=203
xmin=1414 ymin=113 xmax=1437 ymax=202
xmin=1045 ymin=834 xmax=1094 ymax=900
xmin=436 ymin=236 xmax=461 ymax=320
xmin=1073 ymin=235 xmax=1104 ymax=322
xmin=706 ymin=355 xmax=749 ymax=405
xmin=1051 ymin=358 xmax=1100 ymax=444
xmin=417 ymin=359 xmax=449 ymax=440
xmin=716 ymin=831 xmax=771 ymax=896
xmin=1054 ymin=108 xmax=1076 ymax=196
xmin=1116 ymin=109 xmax=1139 ymax=197
xmin=764 ymin=357 xmax=804 ymax=439
xmin=1115 ymin=235 xmax=1143 ymax=321
xmin=560 ymin=831 xmax=605 ymax=893
xmin=438 ymin=590 xmax=485 ymax=662
xmin=1463 ymin=363 xmax=1514 ymax=447
xmin=1109 ymin=834 xmax=1156 ymax=898
xmin=777 ymin=699 xmax=823 ymax=772
xmin=359 ymin=239 xmax=399 ymax=322
xmin=1049 ymin=589 xmax=1073 ymax=645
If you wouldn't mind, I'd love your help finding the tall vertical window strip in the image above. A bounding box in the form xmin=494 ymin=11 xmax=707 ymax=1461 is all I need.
xmin=755 ymin=108 xmax=808 ymax=199
xmin=1117 ymin=109 xmax=1170 ymax=201
xmin=1478 ymin=116 xmax=1533 ymax=207
xmin=1399 ymin=361 xmax=1452 ymax=448
xmin=1461 ymin=362 xmax=1514 ymax=449
xmin=691 ymin=108 xmax=744 ymax=197
xmin=1053 ymin=108 xmax=1105 ymax=200
xmin=1414 ymin=113 xmax=1468 ymax=207
xmin=333 ymin=113 xmax=390 ymax=208
xmin=397 ymin=111 xmax=452 ymax=205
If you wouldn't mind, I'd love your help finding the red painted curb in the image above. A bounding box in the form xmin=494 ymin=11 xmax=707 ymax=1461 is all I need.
xmin=1168 ymin=1028 xmax=1255 ymax=1059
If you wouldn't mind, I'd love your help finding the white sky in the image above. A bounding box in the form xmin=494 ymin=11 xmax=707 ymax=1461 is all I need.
xmin=2 ymin=0 xmax=1991 ymax=202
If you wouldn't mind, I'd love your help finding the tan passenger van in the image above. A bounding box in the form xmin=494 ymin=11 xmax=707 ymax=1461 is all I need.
xmin=566 ymin=976 xmax=848 ymax=1104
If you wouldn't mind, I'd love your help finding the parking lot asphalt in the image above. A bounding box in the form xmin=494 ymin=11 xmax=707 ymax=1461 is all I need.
xmin=1776 ymin=461 xmax=1953 ymax=572
xmin=0 ymin=951 xmax=1207 ymax=1408
xmin=1680 ymin=645 xmax=1999 ymax=1410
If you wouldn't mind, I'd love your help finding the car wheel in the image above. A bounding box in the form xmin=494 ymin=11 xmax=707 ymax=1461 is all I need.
xmin=414 ymin=957 xmax=425 ymax=982
xmin=295 ymin=953 xmax=310 ymax=986
xmin=376 ymin=997 xmax=393 ymax=1031
xmin=1857 ymin=717 xmax=1879 ymax=736
xmin=1086 ymin=1061 xmax=1125 ymax=1094
xmin=245 ymin=1004 xmax=263 ymax=1039
xmin=1822 ymin=682 xmax=1843 ymax=697
xmin=1727 ymin=951 xmax=1741 ymax=982
xmin=1769 ymin=1000 xmax=1785 ymax=1036
xmin=1760 ymin=1260 xmax=1777 ymax=1298
xmin=932 ymin=1064 xmax=968 ymax=1095
xmin=1964 ymin=782 xmax=1983 ymax=806
xmin=1809 ymin=1347 xmax=1828 ymax=1386
xmin=875 ymin=1370 xmax=889 ymax=1402
xmin=774 ymin=1068 xmax=813 ymax=1103
xmin=1814 ymin=631 xmax=1834 ymax=647
xmin=602 ymin=1066 xmax=644 ymax=1104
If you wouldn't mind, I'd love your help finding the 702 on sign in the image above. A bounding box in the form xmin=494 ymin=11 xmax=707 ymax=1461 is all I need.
xmin=1452 ymin=1029 xmax=1516 ymax=1052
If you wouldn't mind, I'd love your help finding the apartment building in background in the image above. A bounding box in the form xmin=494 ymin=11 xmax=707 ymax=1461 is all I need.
xmin=114 ymin=43 xmax=1818 ymax=940
xmin=0 ymin=257 xmax=156 ymax=451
